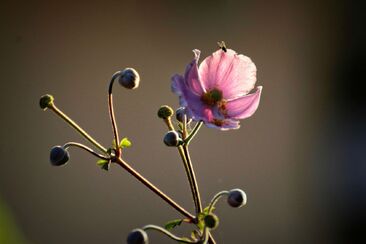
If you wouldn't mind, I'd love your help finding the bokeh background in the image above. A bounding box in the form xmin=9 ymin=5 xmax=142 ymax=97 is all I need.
xmin=1 ymin=0 xmax=365 ymax=243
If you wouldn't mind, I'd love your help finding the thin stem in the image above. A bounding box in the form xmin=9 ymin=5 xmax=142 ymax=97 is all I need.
xmin=164 ymin=117 xmax=175 ymax=131
xmin=143 ymin=225 xmax=197 ymax=243
xmin=183 ymin=145 xmax=202 ymax=214
xmin=185 ymin=121 xmax=203 ymax=145
xmin=114 ymin=157 xmax=195 ymax=220
xmin=63 ymin=142 xmax=110 ymax=160
xmin=202 ymin=227 xmax=210 ymax=244
xmin=108 ymin=71 xmax=123 ymax=157
xmin=49 ymin=104 xmax=108 ymax=153
xmin=177 ymin=146 xmax=199 ymax=215
xmin=207 ymin=191 xmax=229 ymax=213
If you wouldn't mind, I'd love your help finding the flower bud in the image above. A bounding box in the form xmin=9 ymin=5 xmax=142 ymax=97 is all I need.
xmin=163 ymin=131 xmax=182 ymax=147
xmin=127 ymin=228 xmax=148 ymax=244
xmin=227 ymin=188 xmax=247 ymax=208
xmin=204 ymin=213 xmax=219 ymax=229
xmin=157 ymin=105 xmax=174 ymax=119
xmin=118 ymin=68 xmax=140 ymax=89
xmin=175 ymin=107 xmax=191 ymax=123
xmin=50 ymin=146 xmax=70 ymax=166
xmin=39 ymin=94 xmax=54 ymax=110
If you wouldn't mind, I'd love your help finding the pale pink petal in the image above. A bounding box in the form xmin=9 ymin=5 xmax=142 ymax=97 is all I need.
xmin=199 ymin=49 xmax=257 ymax=99
xmin=205 ymin=119 xmax=240 ymax=130
xmin=225 ymin=86 xmax=262 ymax=119
xmin=184 ymin=49 xmax=206 ymax=95
xmin=171 ymin=74 xmax=207 ymax=120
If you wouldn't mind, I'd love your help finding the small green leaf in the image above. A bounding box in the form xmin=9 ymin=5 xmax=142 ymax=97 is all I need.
xmin=97 ymin=159 xmax=110 ymax=171
xmin=119 ymin=137 xmax=132 ymax=148
xmin=197 ymin=213 xmax=206 ymax=231
xmin=164 ymin=219 xmax=183 ymax=231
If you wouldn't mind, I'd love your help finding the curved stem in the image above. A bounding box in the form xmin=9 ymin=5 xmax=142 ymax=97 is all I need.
xmin=63 ymin=142 xmax=110 ymax=160
xmin=143 ymin=225 xmax=197 ymax=243
xmin=108 ymin=71 xmax=123 ymax=157
xmin=49 ymin=104 xmax=107 ymax=153
xmin=207 ymin=191 xmax=229 ymax=213
xmin=114 ymin=157 xmax=195 ymax=220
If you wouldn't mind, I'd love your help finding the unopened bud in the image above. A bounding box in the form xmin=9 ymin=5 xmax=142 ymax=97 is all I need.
xmin=204 ymin=213 xmax=219 ymax=229
xmin=157 ymin=105 xmax=174 ymax=119
xmin=39 ymin=94 xmax=54 ymax=110
xmin=163 ymin=131 xmax=182 ymax=147
xmin=50 ymin=146 xmax=70 ymax=166
xmin=175 ymin=107 xmax=191 ymax=123
xmin=227 ymin=188 xmax=247 ymax=208
xmin=118 ymin=68 xmax=140 ymax=89
xmin=127 ymin=228 xmax=148 ymax=244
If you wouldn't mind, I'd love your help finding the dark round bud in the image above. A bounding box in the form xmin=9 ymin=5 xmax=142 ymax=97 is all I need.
xmin=227 ymin=189 xmax=247 ymax=208
xmin=204 ymin=213 xmax=219 ymax=229
xmin=127 ymin=229 xmax=148 ymax=244
xmin=50 ymin=146 xmax=70 ymax=166
xmin=175 ymin=107 xmax=192 ymax=123
xmin=118 ymin=68 xmax=140 ymax=89
xmin=39 ymin=94 xmax=54 ymax=110
xmin=163 ymin=131 xmax=182 ymax=147
xmin=157 ymin=105 xmax=174 ymax=119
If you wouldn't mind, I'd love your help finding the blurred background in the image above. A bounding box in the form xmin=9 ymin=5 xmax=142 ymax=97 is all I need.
xmin=1 ymin=0 xmax=365 ymax=243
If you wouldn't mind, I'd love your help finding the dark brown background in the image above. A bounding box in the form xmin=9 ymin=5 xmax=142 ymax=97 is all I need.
xmin=1 ymin=0 xmax=365 ymax=243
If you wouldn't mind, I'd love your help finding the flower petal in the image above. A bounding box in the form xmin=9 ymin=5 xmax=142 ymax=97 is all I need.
xmin=225 ymin=86 xmax=262 ymax=119
xmin=184 ymin=49 xmax=206 ymax=95
xmin=171 ymin=74 xmax=207 ymax=120
xmin=205 ymin=119 xmax=240 ymax=130
xmin=199 ymin=49 xmax=257 ymax=99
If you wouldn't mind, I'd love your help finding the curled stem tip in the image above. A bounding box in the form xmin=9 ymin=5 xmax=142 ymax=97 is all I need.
xmin=63 ymin=142 xmax=109 ymax=160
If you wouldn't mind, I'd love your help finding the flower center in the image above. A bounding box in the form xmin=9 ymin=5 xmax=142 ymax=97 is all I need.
xmin=201 ymin=89 xmax=223 ymax=106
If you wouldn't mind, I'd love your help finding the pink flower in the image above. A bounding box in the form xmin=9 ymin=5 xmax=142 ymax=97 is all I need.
xmin=172 ymin=48 xmax=262 ymax=130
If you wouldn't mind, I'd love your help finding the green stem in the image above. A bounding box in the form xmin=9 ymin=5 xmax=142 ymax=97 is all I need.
xmin=49 ymin=104 xmax=108 ymax=153
xmin=63 ymin=142 xmax=110 ymax=160
xmin=185 ymin=121 xmax=203 ymax=145
xmin=143 ymin=225 xmax=197 ymax=243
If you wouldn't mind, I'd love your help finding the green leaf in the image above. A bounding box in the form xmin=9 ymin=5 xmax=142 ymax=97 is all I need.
xmin=164 ymin=219 xmax=183 ymax=231
xmin=97 ymin=159 xmax=110 ymax=171
xmin=197 ymin=213 xmax=206 ymax=231
xmin=119 ymin=137 xmax=132 ymax=148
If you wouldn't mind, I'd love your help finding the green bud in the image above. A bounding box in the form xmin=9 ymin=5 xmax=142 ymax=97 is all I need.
xmin=204 ymin=213 xmax=219 ymax=229
xmin=157 ymin=105 xmax=174 ymax=119
xmin=39 ymin=94 xmax=54 ymax=110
